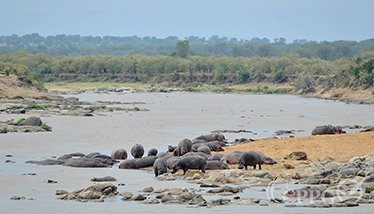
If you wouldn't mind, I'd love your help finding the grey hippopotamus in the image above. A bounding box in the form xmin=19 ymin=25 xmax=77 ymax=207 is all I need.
xmin=166 ymin=156 xmax=181 ymax=169
xmin=63 ymin=158 xmax=107 ymax=168
xmin=182 ymin=152 xmax=210 ymax=160
xmin=134 ymin=156 xmax=158 ymax=169
xmin=131 ymin=144 xmax=145 ymax=158
xmin=85 ymin=152 xmax=100 ymax=158
xmin=238 ymin=151 xmax=262 ymax=170
xmin=311 ymin=125 xmax=346 ymax=135
xmin=197 ymin=145 xmax=211 ymax=155
xmin=208 ymin=153 xmax=225 ymax=161
xmin=147 ymin=148 xmax=158 ymax=156
xmin=194 ymin=134 xmax=225 ymax=142
xmin=119 ymin=159 xmax=137 ymax=169
xmin=177 ymin=138 xmax=192 ymax=156
xmin=171 ymin=156 xmax=207 ymax=175
xmin=90 ymin=176 xmax=117 ymax=182
xmin=111 ymin=149 xmax=128 ymax=160
xmin=205 ymin=160 xmax=230 ymax=170
xmin=168 ymin=145 xmax=177 ymax=152
xmin=25 ymin=159 xmax=65 ymax=165
xmin=192 ymin=139 xmax=208 ymax=145
xmin=220 ymin=151 xmax=243 ymax=164
xmin=284 ymin=189 xmax=333 ymax=198
xmin=255 ymin=151 xmax=277 ymax=165
xmin=192 ymin=142 xmax=224 ymax=152
xmin=153 ymin=157 xmax=168 ymax=177
xmin=157 ymin=152 xmax=171 ymax=158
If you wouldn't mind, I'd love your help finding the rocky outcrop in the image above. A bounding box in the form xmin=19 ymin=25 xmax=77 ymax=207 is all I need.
xmin=57 ymin=183 xmax=118 ymax=202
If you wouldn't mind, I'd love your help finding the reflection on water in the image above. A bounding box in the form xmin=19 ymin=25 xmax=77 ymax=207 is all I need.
xmin=1 ymin=93 xmax=374 ymax=213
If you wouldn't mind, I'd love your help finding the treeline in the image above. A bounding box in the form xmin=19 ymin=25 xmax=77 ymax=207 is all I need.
xmin=1 ymin=51 xmax=373 ymax=92
xmin=1 ymin=33 xmax=374 ymax=60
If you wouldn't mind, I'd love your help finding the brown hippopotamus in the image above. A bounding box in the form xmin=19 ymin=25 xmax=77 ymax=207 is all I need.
xmin=177 ymin=138 xmax=192 ymax=156
xmin=90 ymin=176 xmax=117 ymax=182
xmin=171 ymin=156 xmax=206 ymax=175
xmin=194 ymin=134 xmax=225 ymax=142
xmin=284 ymin=189 xmax=333 ymax=198
xmin=205 ymin=160 xmax=230 ymax=170
xmin=153 ymin=157 xmax=168 ymax=177
xmin=147 ymin=148 xmax=158 ymax=156
xmin=255 ymin=151 xmax=277 ymax=165
xmin=311 ymin=125 xmax=346 ymax=135
xmin=220 ymin=151 xmax=243 ymax=164
xmin=238 ymin=151 xmax=262 ymax=170
xmin=131 ymin=144 xmax=145 ymax=158
xmin=111 ymin=149 xmax=128 ymax=160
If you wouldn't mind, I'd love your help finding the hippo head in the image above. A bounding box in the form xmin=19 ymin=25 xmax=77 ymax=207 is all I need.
xmin=180 ymin=148 xmax=186 ymax=156
xmin=171 ymin=164 xmax=180 ymax=174
xmin=168 ymin=145 xmax=175 ymax=152
xmin=263 ymin=157 xmax=277 ymax=165
xmin=238 ymin=159 xmax=244 ymax=169
xmin=214 ymin=146 xmax=224 ymax=152
xmin=158 ymin=168 xmax=167 ymax=176
xmin=90 ymin=178 xmax=98 ymax=181
xmin=285 ymin=190 xmax=296 ymax=197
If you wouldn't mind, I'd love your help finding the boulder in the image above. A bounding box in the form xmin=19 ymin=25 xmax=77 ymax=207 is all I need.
xmin=18 ymin=116 xmax=42 ymax=126
xmin=283 ymin=151 xmax=307 ymax=160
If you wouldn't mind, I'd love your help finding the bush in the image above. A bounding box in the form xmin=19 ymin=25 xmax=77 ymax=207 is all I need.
xmin=17 ymin=118 xmax=26 ymax=124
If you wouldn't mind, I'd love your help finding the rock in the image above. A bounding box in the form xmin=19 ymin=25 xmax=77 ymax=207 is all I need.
xmin=250 ymin=171 xmax=273 ymax=180
xmin=56 ymin=190 xmax=69 ymax=195
xmin=71 ymin=183 xmax=118 ymax=200
xmin=283 ymin=151 xmax=307 ymax=160
xmin=161 ymin=195 xmax=176 ymax=203
xmin=200 ymin=183 xmax=221 ymax=188
xmin=293 ymin=172 xmax=301 ymax=179
xmin=207 ymin=198 xmax=231 ymax=205
xmin=283 ymin=163 xmax=295 ymax=169
xmin=141 ymin=198 xmax=159 ymax=204
xmin=142 ymin=187 xmax=154 ymax=193
xmin=18 ymin=116 xmax=42 ymax=126
xmin=339 ymin=168 xmax=357 ymax=178
xmin=191 ymin=173 xmax=203 ymax=180
xmin=131 ymin=194 xmax=146 ymax=201
xmin=305 ymin=179 xmax=320 ymax=185
xmin=270 ymin=197 xmax=284 ymax=203
xmin=10 ymin=196 xmax=21 ymax=200
xmin=364 ymin=175 xmax=374 ymax=183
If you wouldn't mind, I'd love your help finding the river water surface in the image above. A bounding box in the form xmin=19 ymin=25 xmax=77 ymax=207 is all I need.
xmin=1 ymin=92 xmax=374 ymax=213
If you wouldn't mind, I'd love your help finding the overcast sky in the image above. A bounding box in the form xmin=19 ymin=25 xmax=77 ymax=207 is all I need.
xmin=1 ymin=0 xmax=373 ymax=42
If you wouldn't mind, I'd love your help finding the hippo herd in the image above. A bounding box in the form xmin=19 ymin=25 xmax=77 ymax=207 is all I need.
xmin=25 ymin=126 xmax=342 ymax=178
xmin=116 ymin=133 xmax=277 ymax=177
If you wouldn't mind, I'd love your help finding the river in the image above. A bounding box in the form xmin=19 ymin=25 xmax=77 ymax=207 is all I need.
xmin=1 ymin=92 xmax=373 ymax=213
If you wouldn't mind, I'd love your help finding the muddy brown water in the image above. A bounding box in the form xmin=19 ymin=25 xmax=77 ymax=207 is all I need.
xmin=1 ymin=92 xmax=374 ymax=213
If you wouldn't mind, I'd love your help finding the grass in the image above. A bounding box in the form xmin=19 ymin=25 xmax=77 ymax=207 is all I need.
xmin=39 ymin=123 xmax=52 ymax=131
xmin=17 ymin=118 xmax=26 ymax=124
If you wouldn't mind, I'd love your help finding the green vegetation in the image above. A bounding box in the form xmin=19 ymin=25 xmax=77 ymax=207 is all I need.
xmin=17 ymin=118 xmax=26 ymax=124
xmin=27 ymin=104 xmax=44 ymax=110
xmin=2 ymin=127 xmax=7 ymax=133
xmin=39 ymin=123 xmax=52 ymax=131
xmin=365 ymin=186 xmax=374 ymax=193
xmin=134 ymin=107 xmax=140 ymax=111
xmin=101 ymin=105 xmax=107 ymax=109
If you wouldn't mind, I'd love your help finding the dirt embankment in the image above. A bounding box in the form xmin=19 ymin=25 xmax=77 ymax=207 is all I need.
xmin=0 ymin=74 xmax=74 ymax=101
xmin=213 ymin=131 xmax=374 ymax=177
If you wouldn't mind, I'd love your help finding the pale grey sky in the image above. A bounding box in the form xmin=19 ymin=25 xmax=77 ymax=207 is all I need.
xmin=1 ymin=0 xmax=373 ymax=42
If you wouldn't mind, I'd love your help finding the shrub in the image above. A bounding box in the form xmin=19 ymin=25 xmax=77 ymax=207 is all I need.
xmin=17 ymin=118 xmax=26 ymax=124
xmin=39 ymin=123 xmax=52 ymax=131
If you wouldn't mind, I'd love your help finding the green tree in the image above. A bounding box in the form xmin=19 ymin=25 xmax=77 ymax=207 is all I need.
xmin=173 ymin=40 xmax=191 ymax=58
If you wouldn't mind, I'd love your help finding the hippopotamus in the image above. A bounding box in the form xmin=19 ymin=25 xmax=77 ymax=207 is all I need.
xmin=90 ymin=176 xmax=117 ymax=182
xmin=147 ymin=148 xmax=158 ymax=156
xmin=284 ymin=189 xmax=333 ymax=198
xmin=63 ymin=158 xmax=107 ymax=168
xmin=25 ymin=159 xmax=65 ymax=165
xmin=153 ymin=157 xmax=168 ymax=177
xmin=131 ymin=144 xmax=145 ymax=158
xmin=69 ymin=152 xmax=85 ymax=157
xmin=111 ymin=149 xmax=128 ymax=160
xmin=183 ymin=152 xmax=210 ymax=160
xmin=209 ymin=141 xmax=227 ymax=147
xmin=192 ymin=143 xmax=224 ymax=152
xmin=177 ymin=138 xmax=192 ymax=156
xmin=255 ymin=151 xmax=277 ymax=165
xmin=168 ymin=145 xmax=177 ymax=152
xmin=192 ymin=139 xmax=208 ymax=145
xmin=85 ymin=152 xmax=100 ymax=158
xmin=197 ymin=145 xmax=211 ymax=155
xmin=220 ymin=151 xmax=243 ymax=164
xmin=171 ymin=156 xmax=206 ymax=175
xmin=311 ymin=125 xmax=346 ymax=135
xmin=194 ymin=134 xmax=225 ymax=142
xmin=205 ymin=160 xmax=230 ymax=170
xmin=57 ymin=154 xmax=73 ymax=160
xmin=119 ymin=159 xmax=137 ymax=169
xmin=208 ymin=153 xmax=225 ymax=161
xmin=238 ymin=151 xmax=262 ymax=170
xmin=166 ymin=156 xmax=181 ymax=169
xmin=134 ymin=156 xmax=158 ymax=169
xmin=157 ymin=152 xmax=171 ymax=158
